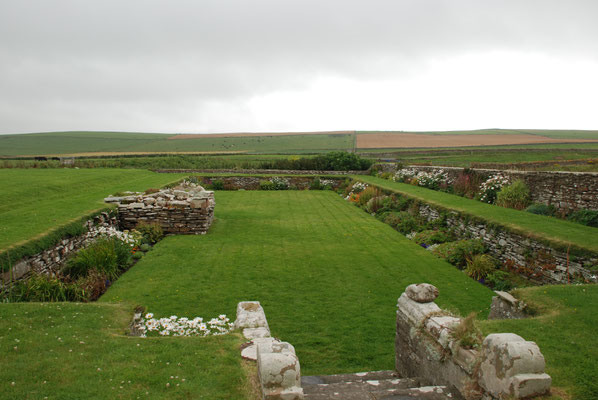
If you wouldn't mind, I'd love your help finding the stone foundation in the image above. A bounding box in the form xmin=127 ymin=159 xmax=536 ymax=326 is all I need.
xmin=107 ymin=183 xmax=215 ymax=235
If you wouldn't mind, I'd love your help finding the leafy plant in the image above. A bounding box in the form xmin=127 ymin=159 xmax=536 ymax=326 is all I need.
xmin=136 ymin=222 xmax=164 ymax=244
xmin=450 ymin=312 xmax=482 ymax=349
xmin=496 ymin=179 xmax=531 ymax=210
xmin=139 ymin=243 xmax=151 ymax=252
xmin=485 ymin=270 xmax=514 ymax=291
xmin=432 ymin=239 xmax=485 ymax=269
xmin=62 ymin=237 xmax=132 ymax=280
xmin=210 ymin=180 xmax=224 ymax=190
xmin=452 ymin=169 xmax=485 ymax=198
xmin=6 ymin=273 xmax=87 ymax=302
xmin=464 ymin=254 xmax=496 ymax=280
xmin=568 ymin=209 xmax=598 ymax=228
xmin=525 ymin=203 xmax=556 ymax=216
xmin=358 ymin=186 xmax=380 ymax=206
xmin=383 ymin=211 xmax=423 ymax=234
xmin=413 ymin=229 xmax=453 ymax=246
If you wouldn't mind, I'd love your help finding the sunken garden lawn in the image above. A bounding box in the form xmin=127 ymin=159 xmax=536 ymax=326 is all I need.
xmin=1 ymin=169 xmax=597 ymax=399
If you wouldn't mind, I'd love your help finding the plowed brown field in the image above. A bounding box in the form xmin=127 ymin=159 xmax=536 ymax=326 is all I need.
xmin=356 ymin=133 xmax=598 ymax=149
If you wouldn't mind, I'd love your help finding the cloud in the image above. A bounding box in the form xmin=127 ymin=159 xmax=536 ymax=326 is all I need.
xmin=0 ymin=0 xmax=597 ymax=132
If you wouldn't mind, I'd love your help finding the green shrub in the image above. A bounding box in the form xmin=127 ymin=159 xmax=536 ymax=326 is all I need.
xmin=358 ymin=186 xmax=380 ymax=206
xmin=464 ymin=254 xmax=496 ymax=280
xmin=432 ymin=239 xmax=485 ymax=269
xmin=309 ymin=177 xmax=322 ymax=190
xmin=364 ymin=196 xmax=387 ymax=214
xmin=568 ymin=210 xmax=598 ymax=228
xmin=139 ymin=243 xmax=151 ymax=252
xmin=485 ymin=270 xmax=514 ymax=291
xmin=525 ymin=203 xmax=556 ymax=217
xmin=496 ymin=180 xmax=531 ymax=210
xmin=413 ymin=229 xmax=453 ymax=246
xmin=383 ymin=211 xmax=423 ymax=234
xmin=211 ymin=180 xmax=224 ymax=190
xmin=132 ymin=252 xmax=143 ymax=260
xmin=136 ymin=222 xmax=164 ymax=244
xmin=259 ymin=180 xmax=276 ymax=190
xmin=62 ymin=237 xmax=131 ymax=280
xmin=5 ymin=273 xmax=87 ymax=302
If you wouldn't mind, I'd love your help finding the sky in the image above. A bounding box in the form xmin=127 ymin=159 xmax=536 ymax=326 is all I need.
xmin=1 ymin=0 xmax=597 ymax=134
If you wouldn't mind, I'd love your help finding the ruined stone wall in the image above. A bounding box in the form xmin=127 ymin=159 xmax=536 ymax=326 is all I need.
xmin=396 ymin=283 xmax=551 ymax=399
xmin=109 ymin=185 xmax=215 ymax=234
xmin=405 ymin=165 xmax=598 ymax=212
xmin=417 ymin=204 xmax=598 ymax=284
xmin=0 ymin=212 xmax=118 ymax=284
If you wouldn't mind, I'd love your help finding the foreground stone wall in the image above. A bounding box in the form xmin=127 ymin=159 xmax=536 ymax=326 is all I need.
xmin=0 ymin=212 xmax=117 ymax=284
xmin=396 ymin=283 xmax=551 ymax=399
xmin=108 ymin=183 xmax=215 ymax=234
xmin=417 ymin=204 xmax=598 ymax=284
xmin=404 ymin=165 xmax=598 ymax=212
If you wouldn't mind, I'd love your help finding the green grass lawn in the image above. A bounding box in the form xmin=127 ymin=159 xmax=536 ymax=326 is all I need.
xmin=0 ymin=169 xmax=187 ymax=251
xmin=100 ymin=190 xmax=494 ymax=375
xmin=0 ymin=302 xmax=250 ymax=399
xmin=481 ymin=284 xmax=598 ymax=400
xmin=356 ymin=176 xmax=598 ymax=254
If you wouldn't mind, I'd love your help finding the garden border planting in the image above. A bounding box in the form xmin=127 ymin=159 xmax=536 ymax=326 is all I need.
xmin=354 ymin=176 xmax=598 ymax=284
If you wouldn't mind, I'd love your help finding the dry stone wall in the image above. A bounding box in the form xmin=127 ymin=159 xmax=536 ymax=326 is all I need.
xmin=404 ymin=165 xmax=598 ymax=212
xmin=417 ymin=204 xmax=598 ymax=284
xmin=0 ymin=212 xmax=118 ymax=284
xmin=107 ymin=184 xmax=215 ymax=235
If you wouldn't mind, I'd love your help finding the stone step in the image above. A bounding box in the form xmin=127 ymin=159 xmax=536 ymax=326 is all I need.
xmin=302 ymin=370 xmax=407 ymax=385
xmin=303 ymin=382 xmax=451 ymax=399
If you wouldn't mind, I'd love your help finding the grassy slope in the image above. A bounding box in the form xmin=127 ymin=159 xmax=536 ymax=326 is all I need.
xmin=481 ymin=285 xmax=598 ymax=400
xmin=356 ymin=176 xmax=598 ymax=253
xmin=100 ymin=191 xmax=494 ymax=375
xmin=0 ymin=302 xmax=249 ymax=399
xmin=0 ymin=169 xmax=187 ymax=251
xmin=0 ymin=131 xmax=353 ymax=156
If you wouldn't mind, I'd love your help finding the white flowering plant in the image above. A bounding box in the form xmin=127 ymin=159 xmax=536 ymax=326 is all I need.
xmin=135 ymin=313 xmax=235 ymax=337
xmin=87 ymin=226 xmax=143 ymax=248
xmin=394 ymin=168 xmax=451 ymax=190
xmin=478 ymin=174 xmax=510 ymax=204
xmin=344 ymin=181 xmax=369 ymax=201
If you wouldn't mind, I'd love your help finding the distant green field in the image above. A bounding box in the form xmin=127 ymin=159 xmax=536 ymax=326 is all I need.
xmin=3 ymin=129 xmax=598 ymax=157
xmin=0 ymin=131 xmax=354 ymax=156
xmin=0 ymin=169 xmax=186 ymax=251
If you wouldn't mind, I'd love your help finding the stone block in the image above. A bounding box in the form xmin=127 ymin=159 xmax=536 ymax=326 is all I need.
xmin=235 ymin=301 xmax=270 ymax=331
xmin=405 ymin=283 xmax=439 ymax=303
xmin=257 ymin=341 xmax=303 ymax=400
xmin=479 ymin=333 xmax=550 ymax=398
xmin=397 ymin=293 xmax=441 ymax=326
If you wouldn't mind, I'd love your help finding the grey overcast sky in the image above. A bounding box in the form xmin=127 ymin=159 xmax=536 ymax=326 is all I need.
xmin=1 ymin=0 xmax=597 ymax=134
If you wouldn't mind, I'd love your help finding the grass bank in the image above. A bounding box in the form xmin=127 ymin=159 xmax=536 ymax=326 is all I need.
xmin=481 ymin=284 xmax=598 ymax=400
xmin=355 ymin=176 xmax=598 ymax=254
xmin=100 ymin=190 xmax=494 ymax=375
xmin=0 ymin=169 xmax=187 ymax=252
